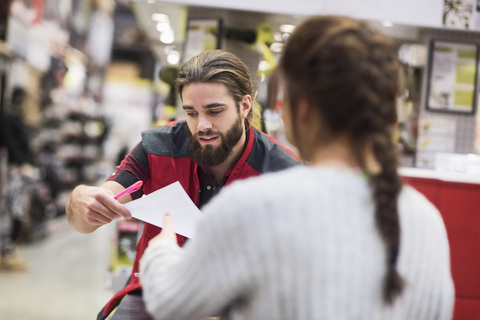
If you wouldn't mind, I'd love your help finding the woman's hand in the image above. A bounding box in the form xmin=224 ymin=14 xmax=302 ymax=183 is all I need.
xmin=149 ymin=213 xmax=177 ymax=246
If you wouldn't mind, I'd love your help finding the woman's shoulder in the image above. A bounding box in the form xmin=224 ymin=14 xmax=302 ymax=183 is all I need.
xmin=399 ymin=185 xmax=447 ymax=235
xmin=399 ymin=185 xmax=439 ymax=214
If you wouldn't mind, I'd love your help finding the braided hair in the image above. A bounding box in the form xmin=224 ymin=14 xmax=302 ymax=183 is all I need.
xmin=279 ymin=15 xmax=405 ymax=304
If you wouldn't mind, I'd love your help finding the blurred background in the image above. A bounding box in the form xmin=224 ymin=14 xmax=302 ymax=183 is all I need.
xmin=0 ymin=0 xmax=479 ymax=319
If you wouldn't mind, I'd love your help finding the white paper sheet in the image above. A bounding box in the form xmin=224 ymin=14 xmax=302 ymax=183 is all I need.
xmin=124 ymin=181 xmax=202 ymax=239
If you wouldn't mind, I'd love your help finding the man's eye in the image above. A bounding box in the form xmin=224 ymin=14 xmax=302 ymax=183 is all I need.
xmin=186 ymin=112 xmax=197 ymax=117
xmin=209 ymin=110 xmax=222 ymax=115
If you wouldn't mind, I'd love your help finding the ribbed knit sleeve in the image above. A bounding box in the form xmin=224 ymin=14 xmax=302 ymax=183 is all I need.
xmin=140 ymin=190 xmax=260 ymax=320
xmin=393 ymin=186 xmax=455 ymax=320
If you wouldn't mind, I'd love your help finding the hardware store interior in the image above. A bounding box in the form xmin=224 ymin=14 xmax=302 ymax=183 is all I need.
xmin=0 ymin=0 xmax=480 ymax=319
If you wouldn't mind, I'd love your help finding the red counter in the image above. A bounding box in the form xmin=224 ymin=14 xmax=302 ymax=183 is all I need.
xmin=401 ymin=168 xmax=480 ymax=320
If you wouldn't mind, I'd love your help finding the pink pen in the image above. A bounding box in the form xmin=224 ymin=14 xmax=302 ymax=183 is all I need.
xmin=114 ymin=180 xmax=143 ymax=200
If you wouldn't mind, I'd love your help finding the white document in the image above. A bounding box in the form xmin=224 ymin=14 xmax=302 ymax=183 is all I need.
xmin=124 ymin=181 xmax=202 ymax=239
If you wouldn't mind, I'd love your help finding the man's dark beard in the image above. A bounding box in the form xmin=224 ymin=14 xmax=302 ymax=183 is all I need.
xmin=188 ymin=116 xmax=244 ymax=167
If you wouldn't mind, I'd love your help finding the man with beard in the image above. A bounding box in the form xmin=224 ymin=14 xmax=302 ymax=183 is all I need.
xmin=65 ymin=50 xmax=299 ymax=320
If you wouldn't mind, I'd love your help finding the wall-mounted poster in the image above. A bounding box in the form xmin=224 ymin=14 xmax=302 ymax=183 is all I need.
xmin=443 ymin=0 xmax=475 ymax=29
xmin=426 ymin=40 xmax=479 ymax=114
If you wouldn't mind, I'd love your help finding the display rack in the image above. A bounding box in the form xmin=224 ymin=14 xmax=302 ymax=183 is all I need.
xmin=2 ymin=2 xmax=113 ymax=242
xmin=0 ymin=40 xmax=11 ymax=250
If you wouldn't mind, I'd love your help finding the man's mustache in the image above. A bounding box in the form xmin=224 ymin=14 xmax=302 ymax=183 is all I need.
xmin=195 ymin=131 xmax=221 ymax=137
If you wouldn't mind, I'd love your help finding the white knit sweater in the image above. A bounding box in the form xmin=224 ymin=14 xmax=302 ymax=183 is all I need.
xmin=140 ymin=166 xmax=454 ymax=320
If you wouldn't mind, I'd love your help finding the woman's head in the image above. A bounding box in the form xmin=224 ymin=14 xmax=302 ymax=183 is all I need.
xmin=279 ymin=16 xmax=400 ymax=160
xmin=280 ymin=15 xmax=405 ymax=305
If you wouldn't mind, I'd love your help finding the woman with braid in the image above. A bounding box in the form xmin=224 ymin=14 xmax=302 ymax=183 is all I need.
xmin=139 ymin=16 xmax=454 ymax=320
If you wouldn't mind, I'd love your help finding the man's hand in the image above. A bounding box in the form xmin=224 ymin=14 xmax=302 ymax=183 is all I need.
xmin=149 ymin=213 xmax=177 ymax=245
xmin=66 ymin=184 xmax=132 ymax=233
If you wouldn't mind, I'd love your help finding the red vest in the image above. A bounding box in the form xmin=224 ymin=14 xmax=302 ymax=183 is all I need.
xmin=101 ymin=121 xmax=298 ymax=318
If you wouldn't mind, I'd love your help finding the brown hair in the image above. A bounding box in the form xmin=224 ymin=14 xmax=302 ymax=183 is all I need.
xmin=279 ymin=16 xmax=404 ymax=304
xmin=175 ymin=50 xmax=258 ymax=124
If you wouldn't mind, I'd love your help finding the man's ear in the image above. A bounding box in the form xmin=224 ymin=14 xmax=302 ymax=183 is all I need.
xmin=240 ymin=95 xmax=252 ymax=119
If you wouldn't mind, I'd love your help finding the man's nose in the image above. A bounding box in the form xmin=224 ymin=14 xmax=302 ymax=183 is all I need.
xmin=197 ymin=114 xmax=212 ymax=132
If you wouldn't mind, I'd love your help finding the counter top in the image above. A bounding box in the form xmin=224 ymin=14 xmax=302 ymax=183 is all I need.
xmin=399 ymin=167 xmax=480 ymax=184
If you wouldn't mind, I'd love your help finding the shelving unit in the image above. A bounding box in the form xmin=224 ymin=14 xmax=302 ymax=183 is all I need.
xmin=1 ymin=2 xmax=113 ymax=242
xmin=34 ymin=93 xmax=108 ymax=218
xmin=0 ymin=40 xmax=13 ymax=244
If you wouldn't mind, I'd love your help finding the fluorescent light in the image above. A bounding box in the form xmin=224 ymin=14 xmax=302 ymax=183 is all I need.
xmin=274 ymin=32 xmax=283 ymax=42
xmin=152 ymin=13 xmax=169 ymax=22
xmin=281 ymin=33 xmax=290 ymax=41
xmin=156 ymin=22 xmax=171 ymax=33
xmin=160 ymin=32 xmax=174 ymax=44
xmin=258 ymin=60 xmax=270 ymax=71
xmin=270 ymin=42 xmax=283 ymax=53
xmin=279 ymin=24 xmax=296 ymax=33
xmin=382 ymin=21 xmax=394 ymax=27
xmin=167 ymin=51 xmax=180 ymax=65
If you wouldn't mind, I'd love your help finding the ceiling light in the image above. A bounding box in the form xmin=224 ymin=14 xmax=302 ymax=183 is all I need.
xmin=258 ymin=60 xmax=270 ymax=71
xmin=270 ymin=42 xmax=283 ymax=53
xmin=274 ymin=32 xmax=283 ymax=42
xmin=167 ymin=51 xmax=180 ymax=65
xmin=279 ymin=24 xmax=296 ymax=33
xmin=152 ymin=13 xmax=169 ymax=22
xmin=382 ymin=21 xmax=394 ymax=27
xmin=160 ymin=32 xmax=174 ymax=44
xmin=156 ymin=22 xmax=171 ymax=33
